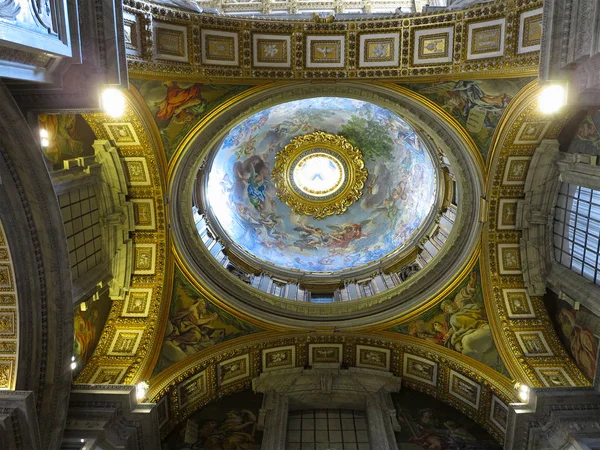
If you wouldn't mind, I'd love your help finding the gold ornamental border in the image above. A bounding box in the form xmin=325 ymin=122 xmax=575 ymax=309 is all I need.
xmin=272 ymin=131 xmax=368 ymax=219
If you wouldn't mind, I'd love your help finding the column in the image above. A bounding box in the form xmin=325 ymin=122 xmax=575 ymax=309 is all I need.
xmin=365 ymin=394 xmax=399 ymax=450
xmin=260 ymin=391 xmax=289 ymax=450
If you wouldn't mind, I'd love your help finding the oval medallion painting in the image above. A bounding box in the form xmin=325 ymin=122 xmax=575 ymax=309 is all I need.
xmin=205 ymin=97 xmax=437 ymax=273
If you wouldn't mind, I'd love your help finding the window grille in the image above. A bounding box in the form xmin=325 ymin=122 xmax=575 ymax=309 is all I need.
xmin=286 ymin=409 xmax=370 ymax=450
xmin=553 ymin=183 xmax=600 ymax=286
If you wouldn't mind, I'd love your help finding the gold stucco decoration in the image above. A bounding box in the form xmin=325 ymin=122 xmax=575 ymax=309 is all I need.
xmin=272 ymin=131 xmax=368 ymax=219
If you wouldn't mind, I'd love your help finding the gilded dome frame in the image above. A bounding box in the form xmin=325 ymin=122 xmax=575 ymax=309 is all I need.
xmin=272 ymin=131 xmax=368 ymax=219
xmin=169 ymin=82 xmax=484 ymax=328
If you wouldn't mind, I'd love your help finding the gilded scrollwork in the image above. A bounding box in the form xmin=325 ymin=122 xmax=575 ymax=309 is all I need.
xmin=123 ymin=0 xmax=542 ymax=82
xmin=272 ymin=131 xmax=368 ymax=219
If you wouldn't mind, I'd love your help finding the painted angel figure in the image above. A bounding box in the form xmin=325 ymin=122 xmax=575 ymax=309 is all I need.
xmin=293 ymin=221 xmax=329 ymax=250
xmin=326 ymin=221 xmax=370 ymax=249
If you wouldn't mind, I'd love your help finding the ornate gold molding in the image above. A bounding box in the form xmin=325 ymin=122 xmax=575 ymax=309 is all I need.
xmin=272 ymin=131 xmax=367 ymax=219
xmin=76 ymin=90 xmax=173 ymax=385
xmin=482 ymin=82 xmax=588 ymax=387
xmin=124 ymin=0 xmax=541 ymax=82
xmin=0 ymin=218 xmax=18 ymax=390
xmin=147 ymin=330 xmax=516 ymax=442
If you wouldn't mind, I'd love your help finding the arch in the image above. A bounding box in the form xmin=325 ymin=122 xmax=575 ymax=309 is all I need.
xmin=74 ymin=87 xmax=174 ymax=384
xmin=0 ymin=82 xmax=73 ymax=448
xmin=482 ymin=81 xmax=589 ymax=387
xmin=147 ymin=330 xmax=516 ymax=443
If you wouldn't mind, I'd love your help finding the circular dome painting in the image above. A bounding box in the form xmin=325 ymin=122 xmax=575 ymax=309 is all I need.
xmin=204 ymin=97 xmax=437 ymax=273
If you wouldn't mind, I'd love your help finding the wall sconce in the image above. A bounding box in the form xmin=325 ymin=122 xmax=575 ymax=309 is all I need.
xmin=538 ymin=84 xmax=567 ymax=114
xmin=101 ymin=88 xmax=126 ymax=118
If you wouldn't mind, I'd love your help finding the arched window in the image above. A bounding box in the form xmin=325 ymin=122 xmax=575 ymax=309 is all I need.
xmin=553 ymin=183 xmax=600 ymax=286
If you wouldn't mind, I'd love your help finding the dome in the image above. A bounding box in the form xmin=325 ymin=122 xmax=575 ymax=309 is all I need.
xmin=202 ymin=97 xmax=438 ymax=274
xmin=172 ymin=82 xmax=481 ymax=324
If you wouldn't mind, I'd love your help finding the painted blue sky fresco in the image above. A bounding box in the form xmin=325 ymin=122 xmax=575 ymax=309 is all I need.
xmin=204 ymin=97 xmax=437 ymax=273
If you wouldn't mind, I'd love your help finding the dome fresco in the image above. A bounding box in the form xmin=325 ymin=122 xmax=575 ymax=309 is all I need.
xmin=204 ymin=97 xmax=437 ymax=273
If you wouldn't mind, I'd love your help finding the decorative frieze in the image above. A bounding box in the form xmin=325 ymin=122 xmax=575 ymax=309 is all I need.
xmin=124 ymin=0 xmax=542 ymax=81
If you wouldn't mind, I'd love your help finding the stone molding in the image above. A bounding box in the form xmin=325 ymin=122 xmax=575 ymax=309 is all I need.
xmin=62 ymin=385 xmax=160 ymax=450
xmin=94 ymin=140 xmax=135 ymax=301
xmin=0 ymin=81 xmax=73 ymax=450
xmin=516 ymin=139 xmax=561 ymax=296
xmin=0 ymin=391 xmax=42 ymax=450
xmin=540 ymin=0 xmax=600 ymax=106
xmin=505 ymin=387 xmax=600 ymax=449
xmin=48 ymin=140 xmax=135 ymax=305
xmin=3 ymin=0 xmax=127 ymax=111
xmin=518 ymin=139 xmax=600 ymax=313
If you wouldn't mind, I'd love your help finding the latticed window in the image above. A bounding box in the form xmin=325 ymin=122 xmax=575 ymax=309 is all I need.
xmin=553 ymin=183 xmax=600 ymax=285
xmin=286 ymin=409 xmax=370 ymax=450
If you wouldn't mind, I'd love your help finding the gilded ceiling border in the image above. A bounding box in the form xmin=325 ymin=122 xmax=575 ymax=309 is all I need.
xmin=481 ymin=82 xmax=589 ymax=388
xmin=147 ymin=330 xmax=517 ymax=443
xmin=0 ymin=218 xmax=19 ymax=390
xmin=123 ymin=0 xmax=541 ymax=83
xmin=76 ymin=90 xmax=174 ymax=384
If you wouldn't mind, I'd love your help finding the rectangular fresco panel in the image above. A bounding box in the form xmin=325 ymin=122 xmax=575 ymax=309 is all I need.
xmin=403 ymin=353 xmax=437 ymax=386
xmin=262 ymin=345 xmax=295 ymax=371
xmin=467 ymin=20 xmax=505 ymax=59
xmin=308 ymin=344 xmax=343 ymax=365
xmin=413 ymin=27 xmax=453 ymax=64
xmin=356 ymin=345 xmax=390 ymax=370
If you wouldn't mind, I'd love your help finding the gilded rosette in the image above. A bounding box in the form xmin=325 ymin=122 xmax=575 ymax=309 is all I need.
xmin=272 ymin=131 xmax=368 ymax=219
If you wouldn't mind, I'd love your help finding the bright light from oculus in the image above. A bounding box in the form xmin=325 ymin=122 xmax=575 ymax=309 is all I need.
xmin=539 ymin=84 xmax=566 ymax=114
xmin=293 ymin=153 xmax=345 ymax=197
xmin=136 ymin=381 xmax=149 ymax=401
xmin=39 ymin=129 xmax=48 ymax=138
xmin=101 ymin=88 xmax=126 ymax=118
xmin=41 ymin=138 xmax=49 ymax=147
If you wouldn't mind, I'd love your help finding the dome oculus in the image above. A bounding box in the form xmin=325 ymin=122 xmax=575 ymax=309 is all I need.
xmin=272 ymin=131 xmax=367 ymax=219
xmin=292 ymin=151 xmax=345 ymax=198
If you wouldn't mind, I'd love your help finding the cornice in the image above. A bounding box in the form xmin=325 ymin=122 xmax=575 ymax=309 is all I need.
xmin=123 ymin=0 xmax=542 ymax=82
